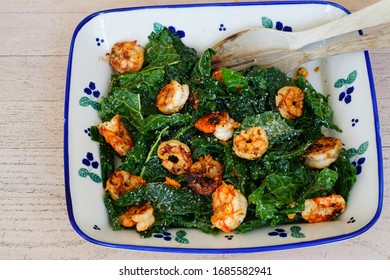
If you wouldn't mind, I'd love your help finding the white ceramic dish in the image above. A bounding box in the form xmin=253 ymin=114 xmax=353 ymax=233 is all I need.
xmin=64 ymin=1 xmax=383 ymax=253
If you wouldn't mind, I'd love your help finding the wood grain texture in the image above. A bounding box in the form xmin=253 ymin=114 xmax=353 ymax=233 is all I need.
xmin=0 ymin=0 xmax=388 ymax=260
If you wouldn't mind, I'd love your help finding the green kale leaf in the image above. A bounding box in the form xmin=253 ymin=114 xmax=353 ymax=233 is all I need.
xmin=140 ymin=113 xmax=192 ymax=133
xmin=222 ymin=67 xmax=248 ymax=93
xmin=115 ymin=183 xmax=214 ymax=233
xmin=302 ymin=168 xmax=338 ymax=199
xmin=192 ymin=48 xmax=216 ymax=78
xmin=240 ymin=111 xmax=302 ymax=148
xmin=143 ymin=28 xmax=181 ymax=71
xmin=332 ymin=149 xmax=357 ymax=201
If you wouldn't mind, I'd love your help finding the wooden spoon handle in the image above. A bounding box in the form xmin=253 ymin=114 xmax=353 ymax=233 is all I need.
xmin=218 ymin=24 xmax=390 ymax=72
xmin=304 ymin=24 xmax=390 ymax=61
xmin=291 ymin=0 xmax=390 ymax=50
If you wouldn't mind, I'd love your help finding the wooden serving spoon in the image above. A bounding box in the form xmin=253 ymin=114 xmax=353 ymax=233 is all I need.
xmin=211 ymin=0 xmax=390 ymax=70
xmin=212 ymin=23 xmax=390 ymax=72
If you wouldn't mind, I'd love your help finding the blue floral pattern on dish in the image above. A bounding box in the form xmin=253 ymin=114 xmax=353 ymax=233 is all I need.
xmin=268 ymin=226 xmax=305 ymax=238
xmin=154 ymin=230 xmax=189 ymax=244
xmin=168 ymin=26 xmax=185 ymax=38
xmin=352 ymin=157 xmax=366 ymax=175
xmin=154 ymin=231 xmax=172 ymax=241
xmin=78 ymin=152 xmax=102 ymax=183
xmin=80 ymin=82 xmax=100 ymax=111
xmin=336 ymin=70 xmax=357 ymax=105
xmin=347 ymin=141 xmax=368 ymax=175
xmin=268 ymin=228 xmax=288 ymax=237
xmin=261 ymin=16 xmax=292 ymax=31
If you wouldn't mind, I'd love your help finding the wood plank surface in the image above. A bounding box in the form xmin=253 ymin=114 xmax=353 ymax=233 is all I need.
xmin=0 ymin=0 xmax=388 ymax=260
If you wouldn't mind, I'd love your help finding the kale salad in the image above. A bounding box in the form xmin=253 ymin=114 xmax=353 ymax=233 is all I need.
xmin=91 ymin=24 xmax=357 ymax=237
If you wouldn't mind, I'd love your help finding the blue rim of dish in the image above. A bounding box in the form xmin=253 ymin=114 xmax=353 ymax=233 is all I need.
xmin=64 ymin=1 xmax=383 ymax=254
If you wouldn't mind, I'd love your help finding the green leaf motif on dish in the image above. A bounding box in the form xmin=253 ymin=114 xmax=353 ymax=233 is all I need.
xmin=175 ymin=230 xmax=189 ymax=244
xmin=347 ymin=141 xmax=368 ymax=158
xmin=290 ymin=226 xmax=305 ymax=238
xmin=79 ymin=96 xmax=99 ymax=111
xmin=153 ymin=22 xmax=164 ymax=34
xmin=78 ymin=168 xmax=102 ymax=183
xmin=334 ymin=70 xmax=357 ymax=88
xmin=261 ymin=16 xmax=273 ymax=29
xmin=78 ymin=168 xmax=89 ymax=178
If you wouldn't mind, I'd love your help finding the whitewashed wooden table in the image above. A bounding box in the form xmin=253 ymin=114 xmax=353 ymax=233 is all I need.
xmin=0 ymin=0 xmax=388 ymax=260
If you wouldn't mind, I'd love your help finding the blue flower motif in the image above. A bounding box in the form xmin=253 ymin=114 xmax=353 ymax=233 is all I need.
xmin=79 ymin=82 xmax=100 ymax=111
xmin=262 ymin=17 xmax=292 ymax=32
xmin=80 ymin=82 xmax=100 ymax=110
xmin=154 ymin=231 xmax=172 ymax=241
xmin=352 ymin=157 xmax=365 ymax=175
xmin=82 ymin=152 xmax=99 ymax=169
xmin=268 ymin=228 xmax=287 ymax=237
xmin=78 ymin=152 xmax=101 ymax=183
xmin=339 ymin=86 xmax=354 ymax=104
xmin=168 ymin=26 xmax=185 ymax=38
xmin=275 ymin=21 xmax=292 ymax=32
xmin=84 ymin=82 xmax=100 ymax=98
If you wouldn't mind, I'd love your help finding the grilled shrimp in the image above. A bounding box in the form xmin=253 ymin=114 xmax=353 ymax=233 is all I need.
xmin=109 ymin=41 xmax=144 ymax=74
xmin=303 ymin=137 xmax=343 ymax=169
xmin=105 ymin=170 xmax=146 ymax=201
xmin=98 ymin=114 xmax=133 ymax=156
xmin=120 ymin=202 xmax=155 ymax=231
xmin=157 ymin=139 xmax=193 ymax=175
xmin=232 ymin=126 xmax=268 ymax=160
xmin=275 ymin=86 xmax=305 ymax=120
xmin=211 ymin=182 xmax=248 ymax=233
xmin=156 ymin=80 xmax=190 ymax=114
xmin=301 ymin=194 xmax=346 ymax=223
xmin=194 ymin=111 xmax=239 ymax=141
xmin=187 ymin=155 xmax=223 ymax=195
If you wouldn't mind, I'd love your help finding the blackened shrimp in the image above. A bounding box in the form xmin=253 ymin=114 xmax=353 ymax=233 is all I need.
xmin=303 ymin=137 xmax=343 ymax=169
xmin=187 ymin=155 xmax=223 ymax=195
xmin=301 ymin=194 xmax=346 ymax=223
xmin=105 ymin=170 xmax=146 ymax=201
xmin=157 ymin=139 xmax=193 ymax=175
xmin=109 ymin=41 xmax=144 ymax=74
xmin=194 ymin=111 xmax=239 ymax=141
xmin=211 ymin=182 xmax=248 ymax=233
xmin=98 ymin=114 xmax=133 ymax=156
xmin=275 ymin=86 xmax=305 ymax=120
xmin=232 ymin=126 xmax=268 ymax=160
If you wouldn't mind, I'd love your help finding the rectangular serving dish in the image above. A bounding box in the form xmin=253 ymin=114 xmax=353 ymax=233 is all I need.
xmin=64 ymin=1 xmax=383 ymax=253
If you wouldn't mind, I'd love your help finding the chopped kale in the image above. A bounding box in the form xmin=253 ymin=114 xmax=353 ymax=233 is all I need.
xmin=91 ymin=24 xmax=357 ymax=236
